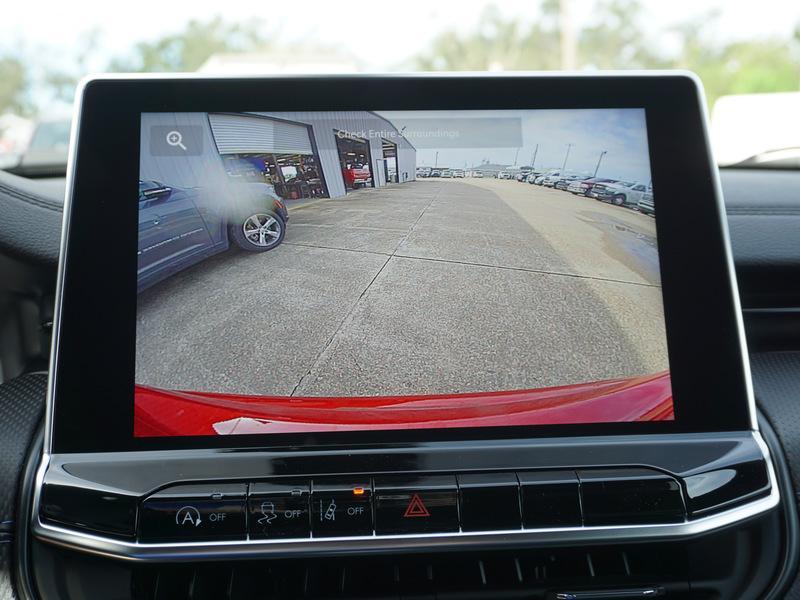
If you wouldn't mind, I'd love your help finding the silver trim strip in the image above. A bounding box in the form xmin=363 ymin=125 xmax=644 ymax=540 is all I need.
xmin=31 ymin=432 xmax=780 ymax=563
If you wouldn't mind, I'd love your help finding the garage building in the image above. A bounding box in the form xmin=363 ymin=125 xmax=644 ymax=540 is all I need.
xmin=139 ymin=111 xmax=416 ymax=201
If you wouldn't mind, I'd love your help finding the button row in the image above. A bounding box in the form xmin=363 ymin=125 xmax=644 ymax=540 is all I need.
xmin=139 ymin=470 xmax=686 ymax=543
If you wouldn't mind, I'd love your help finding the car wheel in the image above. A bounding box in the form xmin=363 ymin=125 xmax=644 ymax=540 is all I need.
xmin=613 ymin=194 xmax=625 ymax=206
xmin=231 ymin=211 xmax=286 ymax=252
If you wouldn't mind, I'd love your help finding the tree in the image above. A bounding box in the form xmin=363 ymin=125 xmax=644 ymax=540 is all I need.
xmin=671 ymin=17 xmax=800 ymax=105
xmin=412 ymin=1 xmax=800 ymax=106
xmin=109 ymin=17 xmax=269 ymax=72
xmin=0 ymin=56 xmax=31 ymax=115
xmin=578 ymin=0 xmax=666 ymax=69
xmin=413 ymin=5 xmax=560 ymax=71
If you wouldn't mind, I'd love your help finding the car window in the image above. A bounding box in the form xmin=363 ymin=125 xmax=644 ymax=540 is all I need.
xmin=27 ymin=120 xmax=71 ymax=151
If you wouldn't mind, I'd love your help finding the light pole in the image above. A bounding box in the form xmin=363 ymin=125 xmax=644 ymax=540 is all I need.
xmin=561 ymin=143 xmax=573 ymax=172
xmin=434 ymin=151 xmax=439 ymax=168
xmin=513 ymin=148 xmax=520 ymax=166
xmin=593 ymin=150 xmax=607 ymax=177
xmin=531 ymin=143 xmax=538 ymax=168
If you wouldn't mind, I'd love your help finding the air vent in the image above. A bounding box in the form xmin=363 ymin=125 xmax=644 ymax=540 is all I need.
xmin=132 ymin=544 xmax=696 ymax=599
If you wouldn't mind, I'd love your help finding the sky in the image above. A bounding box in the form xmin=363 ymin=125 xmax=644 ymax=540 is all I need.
xmin=2 ymin=0 xmax=798 ymax=75
xmin=379 ymin=109 xmax=652 ymax=182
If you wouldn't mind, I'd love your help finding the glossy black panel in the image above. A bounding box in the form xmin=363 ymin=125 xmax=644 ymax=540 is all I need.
xmin=310 ymin=478 xmax=372 ymax=537
xmin=52 ymin=75 xmax=752 ymax=454
xmin=518 ymin=470 xmax=581 ymax=527
xmin=40 ymin=483 xmax=136 ymax=538
xmin=684 ymin=459 xmax=771 ymax=516
xmin=374 ymin=476 xmax=459 ymax=534
xmin=139 ymin=483 xmax=247 ymax=542
xmin=458 ymin=472 xmax=521 ymax=532
xmin=578 ymin=469 xmax=685 ymax=525
xmin=248 ymin=481 xmax=310 ymax=539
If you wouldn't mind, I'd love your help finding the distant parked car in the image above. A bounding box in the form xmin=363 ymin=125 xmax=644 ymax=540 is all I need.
xmin=567 ymin=177 xmax=618 ymax=195
xmin=541 ymin=171 xmax=564 ymax=187
xmin=416 ymin=167 xmax=432 ymax=178
xmin=638 ymin=190 xmax=655 ymax=215
xmin=554 ymin=175 xmax=589 ymax=191
xmin=472 ymin=171 xmax=484 ymax=178
xmin=526 ymin=172 xmax=542 ymax=184
xmin=441 ymin=169 xmax=452 ymax=178
xmin=589 ymin=181 xmax=651 ymax=207
xmin=498 ymin=171 xmax=511 ymax=179
xmin=138 ymin=180 xmax=289 ymax=292
xmin=430 ymin=169 xmax=442 ymax=177
xmin=515 ymin=173 xmax=527 ymax=182
xmin=3 ymin=115 xmax=71 ymax=177
xmin=452 ymin=169 xmax=465 ymax=178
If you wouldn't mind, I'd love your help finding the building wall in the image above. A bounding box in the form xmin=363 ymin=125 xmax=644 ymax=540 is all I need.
xmin=139 ymin=111 xmax=417 ymax=200
xmin=255 ymin=111 xmax=416 ymax=198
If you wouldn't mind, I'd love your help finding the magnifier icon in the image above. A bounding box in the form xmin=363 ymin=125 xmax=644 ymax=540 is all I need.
xmin=165 ymin=130 xmax=187 ymax=151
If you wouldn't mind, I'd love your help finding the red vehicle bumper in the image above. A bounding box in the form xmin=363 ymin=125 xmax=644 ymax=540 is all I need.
xmin=134 ymin=371 xmax=673 ymax=437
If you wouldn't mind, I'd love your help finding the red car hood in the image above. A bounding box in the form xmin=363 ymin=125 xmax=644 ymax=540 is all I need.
xmin=134 ymin=371 xmax=673 ymax=437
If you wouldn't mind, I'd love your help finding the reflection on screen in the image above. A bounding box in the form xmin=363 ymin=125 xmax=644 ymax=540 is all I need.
xmin=134 ymin=109 xmax=671 ymax=438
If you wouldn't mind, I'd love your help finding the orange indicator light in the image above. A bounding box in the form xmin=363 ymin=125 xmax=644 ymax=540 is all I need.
xmin=353 ymin=487 xmax=365 ymax=496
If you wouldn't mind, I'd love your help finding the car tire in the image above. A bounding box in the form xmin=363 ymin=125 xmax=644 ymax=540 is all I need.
xmin=230 ymin=211 xmax=286 ymax=252
xmin=613 ymin=194 xmax=625 ymax=206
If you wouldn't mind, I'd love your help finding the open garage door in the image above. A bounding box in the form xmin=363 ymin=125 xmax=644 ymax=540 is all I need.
xmin=381 ymin=139 xmax=398 ymax=184
xmin=335 ymin=132 xmax=374 ymax=191
xmin=208 ymin=113 xmax=327 ymax=199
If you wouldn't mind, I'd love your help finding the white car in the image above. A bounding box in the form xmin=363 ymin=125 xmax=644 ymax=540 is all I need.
xmin=589 ymin=181 xmax=652 ymax=207
xmin=452 ymin=169 xmax=465 ymax=178
xmin=541 ymin=171 xmax=563 ymax=187
xmin=472 ymin=171 xmax=483 ymax=178
xmin=497 ymin=171 xmax=511 ymax=179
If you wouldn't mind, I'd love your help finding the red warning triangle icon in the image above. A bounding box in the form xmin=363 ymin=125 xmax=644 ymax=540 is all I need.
xmin=403 ymin=493 xmax=430 ymax=518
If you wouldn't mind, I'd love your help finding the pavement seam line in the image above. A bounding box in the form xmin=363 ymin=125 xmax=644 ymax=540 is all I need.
xmin=391 ymin=253 xmax=661 ymax=289
xmin=287 ymin=189 xmax=441 ymax=397
xmin=390 ymin=183 xmax=443 ymax=255
xmin=288 ymin=253 xmax=393 ymax=397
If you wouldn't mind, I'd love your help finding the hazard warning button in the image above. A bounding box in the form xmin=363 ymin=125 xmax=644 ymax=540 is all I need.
xmin=374 ymin=476 xmax=459 ymax=534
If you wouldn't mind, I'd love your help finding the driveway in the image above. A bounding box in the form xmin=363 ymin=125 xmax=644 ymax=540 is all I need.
xmin=136 ymin=179 xmax=668 ymax=397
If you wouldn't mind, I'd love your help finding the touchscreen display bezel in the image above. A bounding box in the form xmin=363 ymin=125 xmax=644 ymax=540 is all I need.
xmin=49 ymin=73 xmax=754 ymax=453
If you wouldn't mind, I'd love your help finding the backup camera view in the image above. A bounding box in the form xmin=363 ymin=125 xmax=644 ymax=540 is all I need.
xmin=134 ymin=109 xmax=672 ymax=438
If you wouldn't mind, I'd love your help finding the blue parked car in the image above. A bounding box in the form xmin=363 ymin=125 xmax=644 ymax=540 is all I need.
xmin=137 ymin=180 xmax=289 ymax=292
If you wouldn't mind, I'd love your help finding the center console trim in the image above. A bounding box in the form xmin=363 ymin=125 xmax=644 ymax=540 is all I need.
xmin=30 ymin=432 xmax=780 ymax=563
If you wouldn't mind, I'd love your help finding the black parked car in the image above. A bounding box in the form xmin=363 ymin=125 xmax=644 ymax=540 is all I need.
xmin=138 ymin=180 xmax=289 ymax=292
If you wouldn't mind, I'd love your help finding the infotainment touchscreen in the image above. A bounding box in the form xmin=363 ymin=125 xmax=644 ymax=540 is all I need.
xmin=134 ymin=108 xmax=671 ymax=438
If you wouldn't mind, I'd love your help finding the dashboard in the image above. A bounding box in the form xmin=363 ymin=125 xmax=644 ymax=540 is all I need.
xmin=0 ymin=74 xmax=798 ymax=600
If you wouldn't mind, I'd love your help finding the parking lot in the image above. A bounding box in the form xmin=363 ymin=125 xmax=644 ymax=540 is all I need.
xmin=136 ymin=178 xmax=668 ymax=397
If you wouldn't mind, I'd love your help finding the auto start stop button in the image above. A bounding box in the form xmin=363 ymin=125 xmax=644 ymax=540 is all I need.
xmin=139 ymin=483 xmax=247 ymax=542
xmin=374 ymin=476 xmax=459 ymax=535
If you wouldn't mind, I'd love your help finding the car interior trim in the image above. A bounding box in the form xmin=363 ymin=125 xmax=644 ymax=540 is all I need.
xmin=28 ymin=430 xmax=780 ymax=563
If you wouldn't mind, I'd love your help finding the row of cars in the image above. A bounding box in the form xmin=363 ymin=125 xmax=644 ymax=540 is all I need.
xmin=515 ymin=170 xmax=655 ymax=215
xmin=416 ymin=167 xmax=467 ymax=178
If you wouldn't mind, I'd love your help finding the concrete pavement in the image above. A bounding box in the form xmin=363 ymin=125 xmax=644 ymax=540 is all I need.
xmin=135 ymin=179 xmax=668 ymax=397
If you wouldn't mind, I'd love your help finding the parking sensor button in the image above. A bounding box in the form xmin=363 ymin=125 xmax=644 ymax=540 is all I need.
xmin=139 ymin=483 xmax=247 ymax=542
